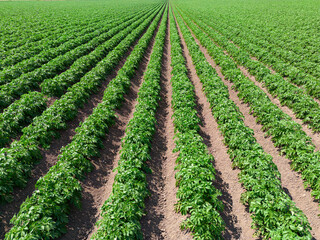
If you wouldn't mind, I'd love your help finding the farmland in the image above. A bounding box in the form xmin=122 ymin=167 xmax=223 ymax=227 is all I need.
xmin=0 ymin=0 xmax=320 ymax=239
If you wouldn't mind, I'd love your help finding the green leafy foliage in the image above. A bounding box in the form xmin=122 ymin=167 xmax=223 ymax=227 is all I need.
xmin=0 ymin=6 xmax=162 ymax=204
xmin=92 ymin=5 xmax=167 ymax=239
xmin=173 ymin=6 xmax=312 ymax=239
xmin=0 ymin=8 xmax=153 ymax=110
xmin=40 ymin=9 xmax=154 ymax=97
xmin=170 ymin=8 xmax=225 ymax=240
xmin=5 ymin=5 xmax=166 ymax=239
xmin=177 ymin=5 xmax=320 ymax=214
xmin=0 ymin=91 xmax=47 ymax=148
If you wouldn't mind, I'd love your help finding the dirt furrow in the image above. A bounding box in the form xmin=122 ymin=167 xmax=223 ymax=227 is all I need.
xmin=183 ymin=22 xmax=320 ymax=238
xmin=70 ymin=14 xmax=165 ymax=240
xmin=238 ymin=65 xmax=320 ymax=151
xmin=204 ymin=23 xmax=320 ymax=106
xmin=0 ymin=21 xmax=152 ymax=239
xmin=173 ymin=12 xmax=256 ymax=240
xmin=185 ymin=13 xmax=320 ymax=153
xmin=140 ymin=13 xmax=191 ymax=240
xmin=233 ymin=43 xmax=320 ymax=106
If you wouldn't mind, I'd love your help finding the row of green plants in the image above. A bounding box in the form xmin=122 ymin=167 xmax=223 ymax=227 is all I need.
xmin=92 ymin=6 xmax=167 ymax=239
xmin=0 ymin=15 xmax=76 ymax=55
xmin=224 ymin=23 xmax=320 ymax=79
xmin=179 ymin=8 xmax=320 ymax=133
xmin=191 ymin=10 xmax=320 ymax=79
xmin=0 ymin=17 xmax=103 ymax=71
xmin=40 ymin=8 xmax=153 ymax=97
xmin=0 ymin=7 xmax=157 ymax=149
xmin=0 ymin=8 xmax=146 ymax=70
xmin=0 ymin=7 xmax=157 ymax=152
xmin=0 ymin=1 xmax=161 ymax=55
xmin=170 ymin=8 xmax=225 ymax=239
xmin=0 ymin=92 xmax=47 ymax=148
xmin=0 ymin=1 xmax=132 ymax=54
xmin=4 ymin=6 xmax=165 ymax=239
xmin=173 ymin=0 xmax=320 ymax=63
xmin=174 ymin=7 xmax=313 ymax=239
xmin=0 ymin=9 xmax=151 ymax=89
xmin=181 ymin=11 xmax=320 ymax=204
xmin=0 ymin=18 xmax=124 ymax=85
xmin=0 ymin=6 xmax=162 ymax=203
xmin=228 ymin=27 xmax=320 ymax=98
xmin=188 ymin=11 xmax=320 ymax=100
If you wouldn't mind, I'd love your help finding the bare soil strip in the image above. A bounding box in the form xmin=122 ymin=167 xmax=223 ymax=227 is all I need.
xmin=0 ymin=20 xmax=153 ymax=239
xmin=241 ymin=46 xmax=320 ymax=106
xmin=65 ymin=14 xmax=165 ymax=240
xmin=191 ymin=18 xmax=320 ymax=152
xmin=140 ymin=13 xmax=192 ymax=240
xmin=184 ymin=21 xmax=320 ymax=239
xmin=238 ymin=65 xmax=320 ymax=152
xmin=173 ymin=12 xmax=256 ymax=240
xmin=213 ymin=27 xmax=320 ymax=106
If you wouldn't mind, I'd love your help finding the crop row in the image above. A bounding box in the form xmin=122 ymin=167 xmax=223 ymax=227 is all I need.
xmin=0 ymin=7 xmax=156 ymax=150
xmin=0 ymin=17 xmax=76 ymax=54
xmin=4 ymin=5 xmax=165 ymax=239
xmin=0 ymin=13 xmax=123 ymax=72
xmin=182 ymin=1 xmax=320 ymax=60
xmin=170 ymin=8 xmax=225 ymax=239
xmin=178 ymin=8 xmax=320 ymax=134
xmin=0 ymin=8 xmax=152 ymax=87
xmin=180 ymin=11 xmax=320 ymax=204
xmin=0 ymin=92 xmax=47 ymax=148
xmin=40 ymin=8 xmax=154 ymax=97
xmin=0 ymin=24 xmax=103 ymax=84
xmin=190 ymin=12 xmax=320 ymax=100
xmin=0 ymin=6 xmax=162 ymax=203
xmin=0 ymin=7 xmax=152 ymax=70
xmin=0 ymin=17 xmax=103 ymax=70
xmin=173 ymin=6 xmax=312 ymax=239
xmin=0 ymin=3 xmax=119 ymax=54
xmin=0 ymin=9 xmax=153 ymax=111
xmin=92 ymin=6 xmax=167 ymax=239
xmin=0 ymin=8 xmax=157 ymax=151
xmin=197 ymin=12 xmax=320 ymax=78
xmin=223 ymin=23 xmax=320 ymax=79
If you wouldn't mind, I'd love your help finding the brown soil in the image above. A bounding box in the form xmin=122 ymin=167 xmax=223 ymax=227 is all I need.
xmin=206 ymin=22 xmax=320 ymax=106
xmin=238 ymin=65 xmax=320 ymax=152
xmin=46 ymin=96 xmax=58 ymax=108
xmin=224 ymin=71 xmax=320 ymax=239
xmin=174 ymin=12 xmax=256 ymax=240
xmin=199 ymin=20 xmax=320 ymax=152
xmin=182 ymin=17 xmax=320 ymax=239
xmin=59 ymin=13 xmax=165 ymax=240
xmin=140 ymin=12 xmax=192 ymax=240
xmin=3 ymin=7 xmax=320 ymax=240
xmin=0 ymin=20 xmax=153 ymax=239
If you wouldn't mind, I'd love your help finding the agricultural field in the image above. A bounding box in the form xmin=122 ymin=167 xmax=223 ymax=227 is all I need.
xmin=0 ymin=0 xmax=320 ymax=239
